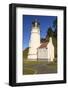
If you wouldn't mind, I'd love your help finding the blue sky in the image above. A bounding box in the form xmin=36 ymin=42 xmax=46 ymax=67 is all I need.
xmin=23 ymin=15 xmax=57 ymax=49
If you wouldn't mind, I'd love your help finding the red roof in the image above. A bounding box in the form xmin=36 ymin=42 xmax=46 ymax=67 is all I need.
xmin=39 ymin=42 xmax=48 ymax=48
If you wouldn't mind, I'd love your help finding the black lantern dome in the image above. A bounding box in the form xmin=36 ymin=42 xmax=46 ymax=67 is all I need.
xmin=32 ymin=19 xmax=40 ymax=27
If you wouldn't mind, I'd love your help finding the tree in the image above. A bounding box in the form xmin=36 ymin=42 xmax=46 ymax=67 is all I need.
xmin=52 ymin=17 xmax=57 ymax=59
xmin=47 ymin=27 xmax=53 ymax=37
xmin=53 ymin=17 xmax=57 ymax=37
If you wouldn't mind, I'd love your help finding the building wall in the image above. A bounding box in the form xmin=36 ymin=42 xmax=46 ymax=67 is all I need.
xmin=47 ymin=39 xmax=54 ymax=62
xmin=37 ymin=48 xmax=48 ymax=60
xmin=37 ymin=38 xmax=54 ymax=62
xmin=28 ymin=26 xmax=40 ymax=60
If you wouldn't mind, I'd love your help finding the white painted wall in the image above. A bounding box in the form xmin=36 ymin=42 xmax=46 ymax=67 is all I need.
xmin=47 ymin=37 xmax=54 ymax=62
xmin=38 ymin=48 xmax=48 ymax=60
xmin=38 ymin=37 xmax=54 ymax=62
xmin=0 ymin=0 xmax=68 ymax=89
xmin=28 ymin=22 xmax=40 ymax=60
xmin=37 ymin=37 xmax=54 ymax=61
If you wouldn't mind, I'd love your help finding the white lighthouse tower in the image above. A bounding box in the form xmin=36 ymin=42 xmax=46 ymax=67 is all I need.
xmin=28 ymin=20 xmax=40 ymax=60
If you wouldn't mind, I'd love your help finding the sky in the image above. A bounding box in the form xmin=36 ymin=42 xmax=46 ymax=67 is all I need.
xmin=23 ymin=15 xmax=57 ymax=49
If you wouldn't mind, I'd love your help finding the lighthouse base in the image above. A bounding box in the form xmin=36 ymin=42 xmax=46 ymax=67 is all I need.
xmin=28 ymin=54 xmax=37 ymax=61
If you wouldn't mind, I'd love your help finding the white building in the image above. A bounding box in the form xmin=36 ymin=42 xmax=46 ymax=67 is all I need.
xmin=28 ymin=20 xmax=54 ymax=62
xmin=37 ymin=37 xmax=54 ymax=62
xmin=28 ymin=20 xmax=40 ymax=60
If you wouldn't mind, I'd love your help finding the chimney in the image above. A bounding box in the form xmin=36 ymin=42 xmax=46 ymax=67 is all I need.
xmin=49 ymin=37 xmax=52 ymax=43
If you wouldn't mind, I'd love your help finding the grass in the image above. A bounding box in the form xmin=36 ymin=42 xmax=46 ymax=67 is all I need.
xmin=23 ymin=60 xmax=38 ymax=64
xmin=23 ymin=35 xmax=57 ymax=75
xmin=23 ymin=60 xmax=57 ymax=75
xmin=23 ymin=59 xmax=57 ymax=65
xmin=23 ymin=68 xmax=35 ymax=75
xmin=23 ymin=45 xmax=57 ymax=75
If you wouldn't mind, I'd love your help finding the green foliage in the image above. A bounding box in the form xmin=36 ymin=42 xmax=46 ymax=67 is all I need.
xmin=46 ymin=18 xmax=57 ymax=58
xmin=23 ymin=68 xmax=35 ymax=75
xmin=23 ymin=48 xmax=29 ymax=60
xmin=53 ymin=18 xmax=57 ymax=37
xmin=23 ymin=60 xmax=57 ymax=75
xmin=53 ymin=17 xmax=57 ymax=30
xmin=41 ymin=38 xmax=46 ymax=43
xmin=47 ymin=27 xmax=53 ymax=37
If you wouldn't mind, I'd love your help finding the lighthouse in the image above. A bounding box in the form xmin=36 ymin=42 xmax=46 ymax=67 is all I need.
xmin=28 ymin=20 xmax=40 ymax=60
